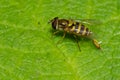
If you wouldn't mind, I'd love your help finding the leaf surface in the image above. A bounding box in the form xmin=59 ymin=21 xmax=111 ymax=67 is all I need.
xmin=0 ymin=0 xmax=120 ymax=80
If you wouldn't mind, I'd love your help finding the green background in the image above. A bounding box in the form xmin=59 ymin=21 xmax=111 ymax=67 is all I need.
xmin=0 ymin=0 xmax=120 ymax=80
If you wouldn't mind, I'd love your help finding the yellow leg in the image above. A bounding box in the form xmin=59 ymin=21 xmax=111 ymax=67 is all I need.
xmin=73 ymin=35 xmax=81 ymax=52
xmin=57 ymin=32 xmax=66 ymax=44
xmin=51 ymin=31 xmax=59 ymax=38
xmin=53 ymin=31 xmax=59 ymax=35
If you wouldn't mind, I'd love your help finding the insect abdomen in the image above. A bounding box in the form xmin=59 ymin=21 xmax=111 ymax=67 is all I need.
xmin=79 ymin=25 xmax=90 ymax=36
xmin=69 ymin=22 xmax=91 ymax=36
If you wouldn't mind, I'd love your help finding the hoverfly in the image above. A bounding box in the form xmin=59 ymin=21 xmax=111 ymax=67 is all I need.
xmin=49 ymin=17 xmax=101 ymax=51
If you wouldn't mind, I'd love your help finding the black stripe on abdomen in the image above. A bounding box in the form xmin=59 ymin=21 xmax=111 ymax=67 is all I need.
xmin=73 ymin=22 xmax=79 ymax=33
xmin=85 ymin=28 xmax=89 ymax=35
xmin=75 ymin=22 xmax=79 ymax=29
xmin=79 ymin=25 xmax=85 ymax=35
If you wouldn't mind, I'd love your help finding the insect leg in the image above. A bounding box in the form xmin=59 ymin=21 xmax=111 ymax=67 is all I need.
xmin=73 ymin=35 xmax=81 ymax=51
xmin=57 ymin=32 xmax=66 ymax=44
xmin=51 ymin=31 xmax=60 ymax=38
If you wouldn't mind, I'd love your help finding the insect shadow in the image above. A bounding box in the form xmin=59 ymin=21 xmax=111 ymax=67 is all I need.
xmin=49 ymin=29 xmax=91 ymax=51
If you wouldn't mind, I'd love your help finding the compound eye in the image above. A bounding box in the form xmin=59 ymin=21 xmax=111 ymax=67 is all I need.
xmin=52 ymin=21 xmax=56 ymax=29
xmin=51 ymin=17 xmax=59 ymax=30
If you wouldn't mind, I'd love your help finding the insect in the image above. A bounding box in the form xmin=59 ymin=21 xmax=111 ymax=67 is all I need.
xmin=93 ymin=39 xmax=101 ymax=49
xmin=49 ymin=17 xmax=101 ymax=51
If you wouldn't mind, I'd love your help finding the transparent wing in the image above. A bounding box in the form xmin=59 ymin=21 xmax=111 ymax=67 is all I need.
xmin=72 ymin=19 xmax=102 ymax=26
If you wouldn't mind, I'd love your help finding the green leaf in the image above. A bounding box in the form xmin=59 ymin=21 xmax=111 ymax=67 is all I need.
xmin=0 ymin=0 xmax=120 ymax=80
